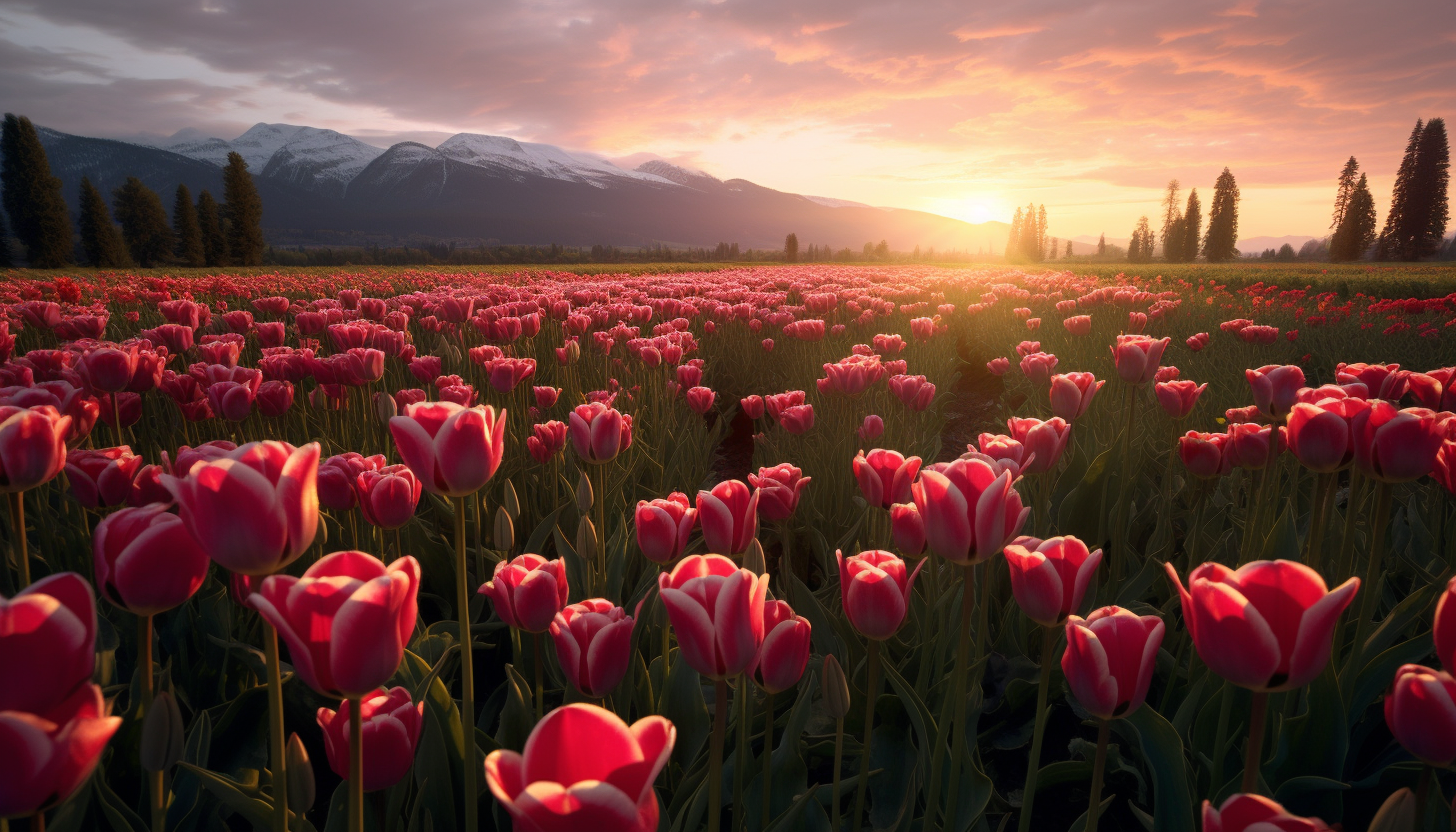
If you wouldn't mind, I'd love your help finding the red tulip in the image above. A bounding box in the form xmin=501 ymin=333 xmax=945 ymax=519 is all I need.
xmin=1336 ymin=362 xmax=1408 ymax=400
xmin=1245 ymin=365 xmax=1305 ymax=419
xmin=1435 ymin=575 xmax=1456 ymax=672
xmin=316 ymin=687 xmax=424 ymax=791
xmin=1408 ymin=368 xmax=1456 ymax=411
xmin=1111 ymin=335 xmax=1170 ymax=384
xmin=635 ymin=493 xmax=697 ymax=564
xmin=93 ymin=503 xmax=209 ymax=616
xmin=1201 ymin=794 xmax=1331 ymax=832
xmin=740 ymin=395 xmax=765 ymax=419
xmin=256 ymin=380 xmax=295 ymax=416
xmin=0 ymin=572 xmax=97 ymax=714
xmin=480 ymin=553 xmax=569 ymax=633
xmin=65 ymin=446 xmax=144 ymax=508
xmin=837 ymin=549 xmax=923 ymax=640
xmin=1018 ymin=352 xmax=1059 ymax=386
xmin=318 ymin=452 xmax=386 ymax=512
xmin=0 ymin=682 xmax=121 ymax=818
xmin=749 ymin=463 xmax=810 ymax=521
xmin=527 ymin=420 xmax=567 ymax=464
xmin=778 ymin=403 xmax=814 ymax=434
xmin=1061 ymin=606 xmax=1163 ymax=720
xmin=1225 ymin=423 xmax=1286 ymax=470
xmin=696 ymin=479 xmax=759 ymax=556
xmin=355 ymin=465 xmax=423 ymax=530
xmin=205 ymin=378 xmax=259 ymax=421
xmin=78 ymin=345 xmax=137 ymax=393
xmin=1166 ymin=560 xmax=1358 ymax=692
xmin=551 ymin=598 xmax=636 ymax=698
xmin=1386 ymin=664 xmax=1456 ymax=765
xmin=685 ymin=386 xmax=716 ymax=414
xmin=248 ymin=551 xmax=420 ymax=698
xmin=986 ymin=357 xmax=1010 ymax=376
xmin=0 ymin=405 xmax=71 ymax=492
xmin=852 ymin=448 xmax=921 ymax=509
xmin=858 ymin=414 xmax=884 ymax=440
xmin=659 ymin=554 xmax=768 ymax=679
xmin=533 ymin=386 xmax=560 ymax=408
xmin=889 ymin=374 xmax=936 ymax=411
xmin=485 ymin=703 xmax=675 ymax=832
xmin=754 ymin=600 xmax=811 ymax=693
xmin=1004 ymin=535 xmax=1103 ymax=627
xmin=1352 ymin=401 xmax=1445 ymax=482
xmin=1285 ymin=397 xmax=1369 ymax=473
xmin=1063 ymin=315 xmax=1092 ymax=336
xmin=1179 ymin=432 xmax=1230 ymax=479
xmin=1049 ymin=372 xmax=1103 ymax=421
xmin=911 ymin=456 xmax=1029 ymax=565
xmin=390 ymin=401 xmax=506 ymax=496
xmin=1007 ymin=416 xmax=1070 ymax=474
xmin=889 ymin=502 xmax=926 ymax=556
xmin=569 ymin=402 xmax=633 ymax=464
xmin=97 ymin=392 xmax=142 ymax=428
xmin=1437 ymin=440 xmax=1456 ymax=496
xmin=163 ymin=441 xmax=320 ymax=575
xmin=976 ymin=434 xmax=1033 ymax=478
xmin=1154 ymin=380 xmax=1207 ymax=420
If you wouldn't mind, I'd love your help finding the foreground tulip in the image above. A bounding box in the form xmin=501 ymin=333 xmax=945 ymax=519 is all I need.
xmin=479 ymin=554 xmax=569 ymax=634
xmin=389 ymin=401 xmax=506 ymax=497
xmin=837 ymin=549 xmax=922 ymax=640
xmin=65 ymin=446 xmax=144 ymax=509
xmin=1007 ymin=416 xmax=1070 ymax=474
xmin=635 ymin=493 xmax=696 ymax=564
xmin=889 ymin=502 xmax=926 ymax=556
xmin=93 ymin=503 xmax=210 ymax=616
xmin=569 ymin=401 xmax=634 ymax=464
xmin=696 ymin=479 xmax=759 ymax=556
xmin=659 ymin=554 xmax=768 ymax=679
xmin=1246 ymin=365 xmax=1305 ymax=419
xmin=1352 ymin=401 xmax=1445 ymax=483
xmin=1049 ymin=372 xmax=1103 ymax=420
xmin=852 ymin=448 xmax=921 ymax=509
xmin=753 ymin=600 xmax=810 ymax=694
xmin=748 ymin=463 xmax=810 ymax=521
xmin=1179 ymin=431 xmax=1230 ymax=479
xmin=1155 ymin=379 xmax=1207 ymax=420
xmin=1111 ymin=335 xmax=1170 ymax=384
xmin=911 ymin=456 xmax=1029 ymax=565
xmin=0 ymin=572 xmax=97 ymax=715
xmin=1004 ymin=536 xmax=1102 ymax=627
xmin=1385 ymin=664 xmax=1456 ymax=766
xmin=316 ymin=687 xmax=424 ymax=791
xmin=1286 ymin=398 xmax=1368 ymax=473
xmin=1202 ymin=794 xmax=1331 ymax=832
xmin=551 ymin=598 xmax=635 ymax=698
xmin=0 ymin=683 xmax=122 ymax=819
xmin=249 ymin=551 xmax=420 ymax=698
xmin=485 ymin=704 xmax=675 ymax=832
xmin=354 ymin=465 xmax=422 ymax=530
xmin=0 ymin=404 xmax=71 ymax=493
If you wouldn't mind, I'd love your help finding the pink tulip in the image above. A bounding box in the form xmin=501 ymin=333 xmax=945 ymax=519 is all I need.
xmin=1007 ymin=417 xmax=1070 ymax=474
xmin=485 ymin=703 xmax=675 ymax=832
xmin=162 ymin=441 xmax=320 ymax=575
xmin=1246 ymin=365 xmax=1305 ymax=419
xmin=480 ymin=553 xmax=569 ymax=633
xmin=1179 ymin=432 xmax=1230 ymax=479
xmin=858 ymin=414 xmax=884 ymax=440
xmin=65 ymin=446 xmax=143 ymax=508
xmin=986 ymin=357 xmax=1010 ymax=376
xmin=1336 ymin=362 xmax=1408 ymax=400
xmin=1202 ymin=794 xmax=1331 ymax=832
xmin=93 ymin=503 xmax=210 ymax=616
xmin=316 ymin=687 xmax=424 ymax=791
xmin=696 ymin=479 xmax=759 ymax=555
xmin=0 ymin=572 xmax=97 ymax=714
xmin=569 ymin=401 xmax=634 ymax=464
xmin=256 ymin=380 xmax=295 ymax=416
xmin=1019 ymin=352 xmax=1059 ymax=386
xmin=975 ymin=434 xmax=1033 ymax=478
xmin=1063 ymin=315 xmax=1092 ymax=336
xmin=659 ymin=554 xmax=768 ymax=679
xmin=527 ymin=420 xmax=567 ymax=464
xmin=1049 ymin=372 xmax=1103 ymax=421
xmin=778 ymin=403 xmax=815 ymax=434
xmin=1154 ymin=380 xmax=1207 ymax=420
xmin=249 ymin=551 xmax=420 ymax=698
xmin=1385 ymin=664 xmax=1456 ymax=766
xmin=1111 ymin=335 xmax=1170 ymax=384
xmin=551 ymin=598 xmax=636 ymax=698
xmin=1225 ymin=423 xmax=1286 ymax=470
xmin=0 ymin=405 xmax=71 ymax=492
xmin=838 ymin=549 xmax=923 ymax=640
xmin=1061 ymin=606 xmax=1163 ymax=720
xmin=754 ymin=600 xmax=811 ymax=693
xmin=740 ymin=395 xmax=765 ymax=419
xmin=355 ymin=465 xmax=423 ymax=530
xmin=749 ymin=464 xmax=810 ymax=522
xmin=78 ymin=345 xmax=137 ymax=393
xmin=889 ymin=502 xmax=926 ymax=556
xmin=1436 ymin=575 xmax=1456 ymax=672
xmin=317 ymin=452 xmax=386 ymax=512
xmin=635 ymin=493 xmax=696 ymax=564
xmin=1166 ymin=560 xmax=1357 ymax=692
xmin=852 ymin=448 xmax=921 ymax=509
xmin=911 ymin=456 xmax=1029 ymax=565
xmin=889 ymin=374 xmax=936 ymax=411
xmin=1352 ymin=401 xmax=1445 ymax=482
xmin=1285 ymin=397 xmax=1369 ymax=473
xmin=390 ymin=401 xmax=506 ymax=496
xmin=1004 ymin=535 xmax=1103 ymax=627
xmin=533 ymin=386 xmax=560 ymax=409
xmin=0 ymin=682 xmax=121 ymax=818
xmin=686 ymin=386 xmax=716 ymax=414
xmin=1408 ymin=367 xmax=1456 ymax=411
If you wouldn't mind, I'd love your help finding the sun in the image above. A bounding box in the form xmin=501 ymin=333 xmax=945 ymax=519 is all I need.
xmin=964 ymin=200 xmax=997 ymax=224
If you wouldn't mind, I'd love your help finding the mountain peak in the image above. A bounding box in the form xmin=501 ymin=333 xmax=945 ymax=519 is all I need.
xmin=634 ymin=160 xmax=721 ymax=190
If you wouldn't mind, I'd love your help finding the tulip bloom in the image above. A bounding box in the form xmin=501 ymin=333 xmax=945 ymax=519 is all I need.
xmin=889 ymin=502 xmax=926 ymax=556
xmin=1019 ymin=352 xmax=1059 ymax=386
xmin=79 ymin=345 xmax=138 ymax=393
xmin=1385 ymin=664 xmax=1456 ymax=766
xmin=1166 ymin=560 xmax=1358 ymax=692
xmin=696 ymin=479 xmax=759 ymax=556
xmin=659 ymin=554 xmax=768 ymax=679
xmin=1154 ymin=380 xmax=1207 ymax=420
xmin=1246 ymin=365 xmax=1305 ymax=419
xmin=754 ymin=600 xmax=811 ymax=693
xmin=1049 ymin=372 xmax=1103 ymax=421
xmin=0 ymin=405 xmax=71 ymax=492
xmin=1179 ymin=432 xmax=1230 ymax=479
xmin=1351 ymin=401 xmax=1445 ymax=483
xmin=911 ymin=456 xmax=1029 ymax=565
xmin=1336 ymin=362 xmax=1408 ymax=400
xmin=480 ymin=554 xmax=569 ymax=634
xmin=354 ymin=465 xmax=423 ymax=530
xmin=749 ymin=464 xmax=810 ymax=522
xmin=852 ymin=448 xmax=921 ymax=509
xmin=551 ymin=598 xmax=636 ymax=698
xmin=1436 ymin=575 xmax=1456 ymax=672
xmin=317 ymin=452 xmax=386 ymax=512
xmin=248 ymin=551 xmax=421 ymax=698
xmin=1225 ymin=423 xmax=1287 ymax=471
xmin=527 ymin=419 xmax=567 ymax=464
xmin=65 ymin=446 xmax=144 ymax=509
xmin=778 ymin=403 xmax=815 ymax=434
xmin=569 ymin=402 xmax=634 ymax=464
xmin=837 ymin=549 xmax=924 ymax=640
xmin=1110 ymin=335 xmax=1170 ymax=385
xmin=858 ymin=414 xmax=884 ymax=441
xmin=1061 ymin=606 xmax=1164 ymax=720
xmin=316 ymin=687 xmax=424 ymax=791
xmin=1063 ymin=315 xmax=1092 ymax=336
xmin=93 ymin=503 xmax=210 ymax=616
xmin=0 ymin=573 xmax=97 ymax=715
xmin=163 ymin=441 xmax=320 ymax=576
xmin=685 ymin=386 xmax=716 ymax=414
xmin=1004 ymin=536 xmax=1103 ymax=627
xmin=0 ymin=682 xmax=122 ymax=818
xmin=485 ymin=703 xmax=675 ymax=832
xmin=1007 ymin=417 xmax=1070 ymax=474
xmin=635 ymin=493 xmax=696 ymax=564
xmin=1285 ymin=397 xmax=1369 ymax=473
xmin=1202 ymin=794 xmax=1331 ymax=832
xmin=390 ymin=401 xmax=506 ymax=497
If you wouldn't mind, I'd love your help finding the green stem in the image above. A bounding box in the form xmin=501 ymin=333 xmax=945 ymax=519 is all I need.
xmin=1085 ymin=719 xmax=1111 ymax=832
xmin=1352 ymin=483 xmax=1394 ymax=660
xmin=946 ymin=561 xmax=990 ymax=827
xmin=533 ymin=632 xmax=544 ymax=722
xmin=1111 ymin=384 xmax=1140 ymax=582
xmin=831 ymin=716 xmax=844 ymax=832
xmin=850 ymin=640 xmax=882 ymax=832
xmin=1209 ymin=682 xmax=1233 ymax=799
xmin=349 ymin=696 xmax=363 ymax=832
xmin=1018 ymin=625 xmax=1057 ymax=832
xmin=708 ymin=678 xmax=728 ymax=832
xmin=453 ymin=496 xmax=478 ymax=832
xmin=1334 ymin=472 xmax=1365 ymax=585
xmin=1238 ymin=467 xmax=1269 ymax=564
xmin=927 ymin=562 xmax=973 ymax=830
xmin=761 ymin=691 xmax=775 ymax=830
xmin=140 ymin=614 xmax=164 ymax=832
xmin=264 ymin=623 xmax=289 ymax=832
xmin=594 ymin=465 xmax=608 ymax=599
xmin=1304 ymin=473 xmax=1336 ymax=576
xmin=733 ymin=676 xmax=752 ymax=832
xmin=9 ymin=491 xmax=28 ymax=588
xmin=1241 ymin=691 xmax=1268 ymax=794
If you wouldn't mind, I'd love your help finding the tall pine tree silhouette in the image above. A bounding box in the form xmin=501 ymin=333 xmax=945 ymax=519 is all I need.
xmin=113 ymin=177 xmax=174 ymax=267
xmin=78 ymin=177 xmax=132 ymax=268
xmin=1378 ymin=120 xmax=1424 ymax=259
xmin=1203 ymin=168 xmax=1240 ymax=262
xmin=1178 ymin=189 xmax=1202 ymax=263
xmin=1412 ymin=118 xmax=1450 ymax=259
xmin=1159 ymin=180 xmax=1182 ymax=259
xmin=223 ymin=152 xmax=265 ymax=266
xmin=1330 ymin=173 xmax=1377 ymax=261
xmin=1331 ymin=157 xmax=1360 ymax=230
xmin=1 ymin=114 xmax=72 ymax=267
xmin=1005 ymin=207 xmax=1023 ymax=261
xmin=196 ymin=190 xmax=227 ymax=266
xmin=173 ymin=184 xmax=205 ymax=267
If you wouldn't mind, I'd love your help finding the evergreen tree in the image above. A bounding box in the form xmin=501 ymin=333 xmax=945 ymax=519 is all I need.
xmin=1048 ymin=237 xmax=1058 ymax=259
xmin=1096 ymin=233 xmax=1106 ymax=256
xmin=1330 ymin=173 xmax=1378 ymax=261
xmin=78 ymin=177 xmax=131 ymax=268
xmin=1129 ymin=216 xmax=1155 ymax=262
xmin=1413 ymin=118 xmax=1450 ymax=259
xmin=1034 ymin=204 xmax=1047 ymax=262
xmin=173 ymin=184 xmax=205 ymax=267
xmin=784 ymin=232 xmax=798 ymax=263
xmin=222 ymin=151 xmax=265 ymax=265
xmin=0 ymin=114 xmax=72 ymax=267
xmin=1331 ymin=156 xmax=1360 ymax=229
xmin=0 ymin=206 xmax=11 ymax=267
xmin=1178 ymin=189 xmax=1202 ymax=263
xmin=1006 ymin=207 xmax=1023 ymax=260
xmin=1203 ymin=167 xmax=1240 ymax=262
xmin=1065 ymin=239 xmax=1073 ymax=258
xmin=113 ymin=177 xmax=174 ymax=267
xmin=1159 ymin=179 xmax=1182 ymax=257
xmin=196 ymin=190 xmax=227 ymax=266
xmin=1378 ymin=120 xmax=1425 ymax=260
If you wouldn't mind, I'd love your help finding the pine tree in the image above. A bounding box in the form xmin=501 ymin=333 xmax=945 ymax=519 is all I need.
xmin=1179 ymin=189 xmax=1202 ymax=263
xmin=1034 ymin=204 xmax=1047 ymax=262
xmin=1413 ymin=118 xmax=1450 ymax=259
xmin=1378 ymin=120 xmax=1425 ymax=260
xmin=1331 ymin=156 xmax=1360 ymax=229
xmin=1330 ymin=173 xmax=1378 ymax=261
xmin=1 ymin=114 xmax=72 ymax=267
xmin=0 ymin=207 xmax=11 ymax=267
xmin=222 ymin=152 xmax=265 ymax=266
xmin=1096 ymin=233 xmax=1106 ymax=256
xmin=196 ymin=190 xmax=227 ymax=266
xmin=1064 ymin=239 xmax=1073 ymax=258
xmin=1006 ymin=207 xmax=1023 ymax=261
xmin=1129 ymin=216 xmax=1154 ymax=262
xmin=1203 ymin=167 xmax=1240 ymax=262
xmin=1159 ymin=179 xmax=1182 ymax=257
xmin=78 ymin=177 xmax=131 ymax=268
xmin=173 ymin=184 xmax=205 ymax=267
xmin=113 ymin=177 xmax=175 ymax=267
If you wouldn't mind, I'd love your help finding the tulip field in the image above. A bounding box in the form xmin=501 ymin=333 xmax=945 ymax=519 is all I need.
xmin=4 ymin=263 xmax=1456 ymax=832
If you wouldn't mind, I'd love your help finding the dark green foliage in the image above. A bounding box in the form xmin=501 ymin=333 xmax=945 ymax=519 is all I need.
xmin=1159 ymin=179 xmax=1181 ymax=259
xmin=222 ymin=152 xmax=264 ymax=266
xmin=78 ymin=177 xmax=132 ymax=268
xmin=173 ymin=184 xmax=206 ymax=267
xmin=1005 ymin=203 xmax=1047 ymax=263
xmin=1330 ymin=173 xmax=1377 ymax=262
xmin=1331 ymin=156 xmax=1360 ymax=230
xmin=1 ymin=113 xmax=72 ymax=267
xmin=1374 ymin=118 xmax=1449 ymax=261
xmin=113 ymin=176 xmax=174 ymax=267
xmin=196 ymin=190 xmax=227 ymax=267
xmin=0 ymin=206 xmax=11 ymax=267
xmin=1096 ymin=233 xmax=1106 ymax=256
xmin=1202 ymin=167 xmax=1240 ymax=262
xmin=1005 ymin=208 xmax=1023 ymax=260
xmin=784 ymin=232 xmax=798 ymax=263
xmin=1128 ymin=215 xmax=1155 ymax=262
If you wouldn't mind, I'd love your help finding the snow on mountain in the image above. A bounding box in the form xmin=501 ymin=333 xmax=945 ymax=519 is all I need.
xmin=437 ymin=133 xmax=678 ymax=188
xmin=634 ymin=160 xmax=722 ymax=191
xmin=260 ymin=127 xmax=385 ymax=199
xmin=228 ymin=123 xmax=307 ymax=170
xmin=803 ymin=195 xmax=876 ymax=209
xmin=153 ymin=128 xmax=236 ymax=167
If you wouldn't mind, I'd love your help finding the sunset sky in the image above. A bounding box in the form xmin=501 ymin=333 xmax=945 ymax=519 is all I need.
xmin=2 ymin=0 xmax=1452 ymax=240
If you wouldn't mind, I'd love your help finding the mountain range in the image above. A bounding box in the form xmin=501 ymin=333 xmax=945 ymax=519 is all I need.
xmin=29 ymin=122 xmax=1012 ymax=252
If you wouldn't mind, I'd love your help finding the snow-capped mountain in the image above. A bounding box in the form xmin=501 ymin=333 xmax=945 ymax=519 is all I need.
xmin=437 ymin=133 xmax=676 ymax=188
xmin=633 ymin=160 xmax=724 ymax=191
xmin=153 ymin=128 xmax=236 ymax=167
xmin=261 ymin=128 xmax=384 ymax=199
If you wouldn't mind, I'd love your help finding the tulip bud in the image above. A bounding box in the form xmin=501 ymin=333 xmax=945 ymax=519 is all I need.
xmin=576 ymin=472 xmax=595 ymax=516
xmin=494 ymin=506 xmax=515 ymax=552
xmin=140 ymin=690 xmax=184 ymax=772
xmin=373 ymin=391 xmax=397 ymax=423
xmin=502 ymin=480 xmax=521 ymax=520
xmin=822 ymin=654 xmax=852 ymax=719
xmin=286 ymin=732 xmax=316 ymax=816
xmin=1366 ymin=788 xmax=1415 ymax=832
xmin=576 ymin=516 xmax=599 ymax=564
xmin=743 ymin=538 xmax=766 ymax=576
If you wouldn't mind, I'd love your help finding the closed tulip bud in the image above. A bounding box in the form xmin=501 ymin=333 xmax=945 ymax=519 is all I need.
xmin=837 ymin=549 xmax=923 ymax=640
xmin=754 ymin=600 xmax=811 ymax=694
xmin=140 ymin=690 xmax=184 ymax=772
xmin=1286 ymin=397 xmax=1369 ymax=473
xmin=354 ymin=465 xmax=422 ymax=530
xmin=1179 ymin=431 xmax=1230 ymax=479
xmin=481 ymin=553 xmax=570 ymax=634
xmin=858 ymin=414 xmax=884 ymax=441
xmin=889 ymin=502 xmax=926 ymax=556
xmin=390 ymin=402 xmax=506 ymax=497
xmin=1154 ymin=380 xmax=1207 ymax=420
xmin=1061 ymin=606 xmax=1163 ymax=720
xmin=659 ymin=554 xmax=768 ymax=679
xmin=1049 ymin=372 xmax=1103 ymax=421
xmin=317 ymin=687 xmax=424 ymax=792
xmin=0 ymin=405 xmax=71 ymax=492
xmin=744 ymin=538 xmax=767 ymax=575
xmin=822 ymin=653 xmax=852 ymax=719
xmin=494 ymin=506 xmax=514 ymax=552
xmin=1201 ymin=794 xmax=1331 ymax=832
xmin=1365 ymin=788 xmax=1415 ymax=832
xmin=93 ymin=503 xmax=211 ymax=616
xmin=852 ymin=448 xmax=922 ymax=509
xmin=285 ymin=732 xmax=315 ymax=815
xmin=373 ymin=391 xmax=397 ymax=423
xmin=1004 ymin=535 xmax=1103 ymax=627
xmin=696 ymin=479 xmax=759 ymax=556
xmin=1246 ymin=365 xmax=1306 ymax=419
xmin=1436 ymin=575 xmax=1456 ymax=672
xmin=576 ymin=515 xmax=600 ymax=564
xmin=1386 ymin=664 xmax=1456 ymax=766
xmin=634 ymin=493 xmax=695 ymax=564
xmin=576 ymin=471 xmax=595 ymax=516
xmin=551 ymin=599 xmax=636 ymax=698
xmin=569 ymin=401 xmax=633 ymax=464
xmin=502 ymin=479 xmax=521 ymax=520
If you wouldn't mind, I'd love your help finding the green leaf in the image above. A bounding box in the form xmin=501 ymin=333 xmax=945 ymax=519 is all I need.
xmin=660 ymin=657 xmax=710 ymax=768
xmin=174 ymin=763 xmax=275 ymax=831
xmin=1058 ymin=446 xmax=1115 ymax=545
xmin=880 ymin=654 xmax=937 ymax=777
xmin=93 ymin=768 xmax=148 ymax=832
xmin=1119 ymin=706 xmax=1196 ymax=832
xmin=1258 ymin=503 xmax=1299 ymax=562
xmin=495 ymin=664 xmax=534 ymax=752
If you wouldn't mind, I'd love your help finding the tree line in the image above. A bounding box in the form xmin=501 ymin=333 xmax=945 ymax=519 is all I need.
xmin=0 ymin=113 xmax=266 ymax=268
